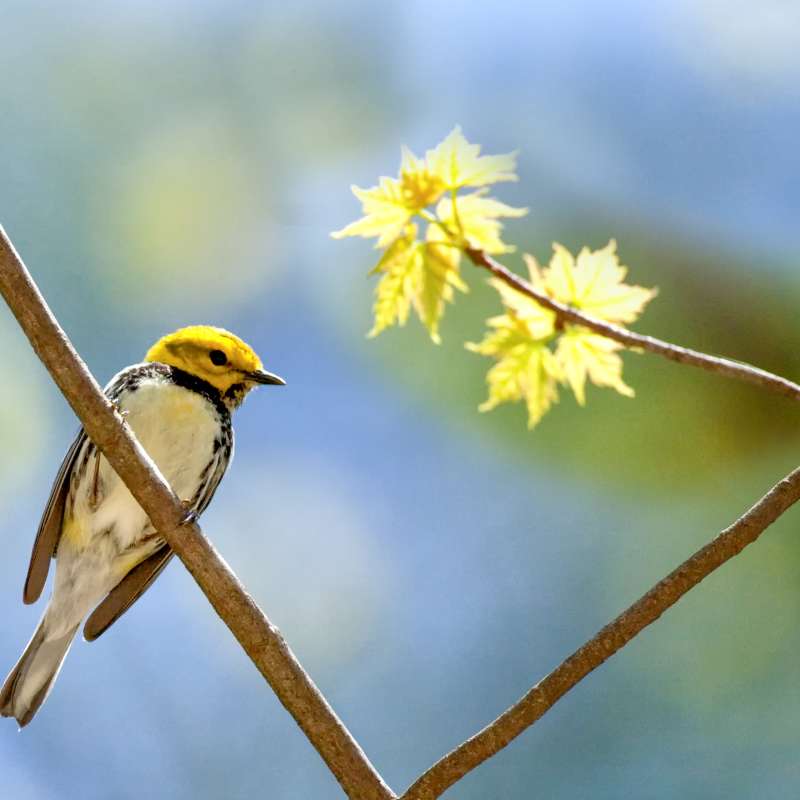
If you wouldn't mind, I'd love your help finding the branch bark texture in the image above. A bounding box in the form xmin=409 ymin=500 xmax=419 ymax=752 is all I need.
xmin=467 ymin=248 xmax=800 ymax=402
xmin=402 ymin=464 xmax=800 ymax=799
xmin=0 ymin=226 xmax=395 ymax=800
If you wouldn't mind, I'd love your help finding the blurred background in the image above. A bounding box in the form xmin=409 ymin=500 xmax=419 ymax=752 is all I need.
xmin=1 ymin=2 xmax=799 ymax=798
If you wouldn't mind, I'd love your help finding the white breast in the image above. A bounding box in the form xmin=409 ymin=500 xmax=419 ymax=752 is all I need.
xmin=89 ymin=376 xmax=221 ymax=548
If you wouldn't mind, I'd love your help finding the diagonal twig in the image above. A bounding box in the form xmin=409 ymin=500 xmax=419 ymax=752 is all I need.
xmin=467 ymin=248 xmax=800 ymax=402
xmin=0 ymin=226 xmax=395 ymax=800
xmin=401 ymin=463 xmax=800 ymax=799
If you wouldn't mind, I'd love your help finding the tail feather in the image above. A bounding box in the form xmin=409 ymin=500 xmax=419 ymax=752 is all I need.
xmin=0 ymin=618 xmax=78 ymax=727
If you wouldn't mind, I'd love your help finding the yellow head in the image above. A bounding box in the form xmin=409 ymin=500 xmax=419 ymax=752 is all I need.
xmin=145 ymin=325 xmax=284 ymax=406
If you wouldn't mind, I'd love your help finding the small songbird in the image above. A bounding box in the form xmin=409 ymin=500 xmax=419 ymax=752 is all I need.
xmin=0 ymin=325 xmax=284 ymax=727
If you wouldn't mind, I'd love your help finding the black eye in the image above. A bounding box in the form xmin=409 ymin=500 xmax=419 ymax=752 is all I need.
xmin=209 ymin=349 xmax=227 ymax=366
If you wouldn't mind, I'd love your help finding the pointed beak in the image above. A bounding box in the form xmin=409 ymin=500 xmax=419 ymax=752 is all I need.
xmin=245 ymin=369 xmax=286 ymax=386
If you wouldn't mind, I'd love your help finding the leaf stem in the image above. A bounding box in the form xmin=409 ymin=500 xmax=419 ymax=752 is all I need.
xmin=466 ymin=248 xmax=800 ymax=402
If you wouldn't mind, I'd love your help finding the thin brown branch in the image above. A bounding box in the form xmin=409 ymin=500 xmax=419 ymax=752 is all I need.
xmin=467 ymin=248 xmax=800 ymax=402
xmin=402 ymin=464 xmax=800 ymax=799
xmin=0 ymin=226 xmax=395 ymax=800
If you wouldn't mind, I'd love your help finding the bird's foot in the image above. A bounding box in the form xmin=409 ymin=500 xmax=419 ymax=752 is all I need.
xmin=178 ymin=500 xmax=198 ymax=527
xmin=111 ymin=400 xmax=130 ymax=418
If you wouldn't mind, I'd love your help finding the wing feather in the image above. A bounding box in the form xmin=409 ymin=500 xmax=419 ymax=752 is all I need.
xmin=23 ymin=429 xmax=88 ymax=604
xmin=83 ymin=545 xmax=174 ymax=641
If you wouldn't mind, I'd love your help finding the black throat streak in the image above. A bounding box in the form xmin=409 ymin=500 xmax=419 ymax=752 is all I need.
xmin=160 ymin=365 xmax=231 ymax=418
xmin=223 ymin=382 xmax=247 ymax=410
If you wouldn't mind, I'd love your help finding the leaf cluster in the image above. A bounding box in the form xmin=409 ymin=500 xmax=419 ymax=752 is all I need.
xmin=332 ymin=127 xmax=524 ymax=342
xmin=333 ymin=128 xmax=656 ymax=428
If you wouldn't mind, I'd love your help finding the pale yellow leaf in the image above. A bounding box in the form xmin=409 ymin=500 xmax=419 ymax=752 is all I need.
xmin=523 ymin=347 xmax=561 ymax=428
xmin=542 ymin=240 xmax=657 ymax=325
xmin=468 ymin=315 xmax=560 ymax=429
xmin=368 ymin=235 xmax=422 ymax=337
xmin=399 ymin=147 xmax=447 ymax=209
xmin=466 ymin=315 xmax=532 ymax=357
xmin=487 ymin=281 xmax=556 ymax=340
xmin=413 ymin=225 xmax=468 ymax=342
xmin=426 ymin=126 xmax=519 ymax=190
xmin=522 ymin=252 xmax=545 ymax=286
xmin=475 ymin=342 xmax=559 ymax=428
xmin=369 ymin=223 xmax=417 ymax=275
xmin=425 ymin=223 xmax=467 ymax=290
xmin=332 ymin=177 xmax=413 ymax=248
xmin=555 ymin=330 xmax=634 ymax=405
xmin=437 ymin=191 xmax=527 ymax=254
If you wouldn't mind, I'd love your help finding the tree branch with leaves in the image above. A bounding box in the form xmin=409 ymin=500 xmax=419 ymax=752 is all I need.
xmin=333 ymin=127 xmax=800 ymax=422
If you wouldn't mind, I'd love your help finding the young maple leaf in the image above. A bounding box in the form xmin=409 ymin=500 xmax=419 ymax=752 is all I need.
xmin=368 ymin=224 xmax=466 ymax=342
xmin=526 ymin=240 xmax=656 ymax=406
xmin=368 ymin=228 xmax=422 ymax=337
xmin=467 ymin=274 xmax=561 ymax=428
xmin=531 ymin=239 xmax=657 ymax=324
xmin=398 ymin=146 xmax=447 ymax=209
xmin=437 ymin=191 xmax=528 ymax=254
xmin=333 ymin=128 xmax=523 ymax=342
xmin=486 ymin=256 xmax=557 ymax=338
xmin=414 ymin=225 xmax=468 ymax=343
xmin=332 ymin=177 xmax=412 ymax=248
xmin=331 ymin=147 xmax=447 ymax=248
xmin=554 ymin=330 xmax=633 ymax=405
xmin=470 ymin=241 xmax=656 ymax=426
xmin=426 ymin=126 xmax=519 ymax=189
xmin=467 ymin=316 xmax=561 ymax=429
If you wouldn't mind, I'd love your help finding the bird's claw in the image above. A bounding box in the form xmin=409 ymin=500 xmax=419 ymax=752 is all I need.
xmin=179 ymin=500 xmax=198 ymax=527
xmin=111 ymin=401 xmax=130 ymax=418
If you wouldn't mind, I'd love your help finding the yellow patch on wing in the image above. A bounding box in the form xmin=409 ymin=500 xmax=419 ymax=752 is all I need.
xmin=113 ymin=542 xmax=157 ymax=577
xmin=61 ymin=514 xmax=91 ymax=550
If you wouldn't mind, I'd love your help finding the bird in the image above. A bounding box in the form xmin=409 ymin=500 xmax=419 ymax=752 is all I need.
xmin=0 ymin=325 xmax=284 ymax=727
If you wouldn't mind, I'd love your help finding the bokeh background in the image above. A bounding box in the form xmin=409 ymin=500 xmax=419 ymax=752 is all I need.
xmin=2 ymin=2 xmax=799 ymax=798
